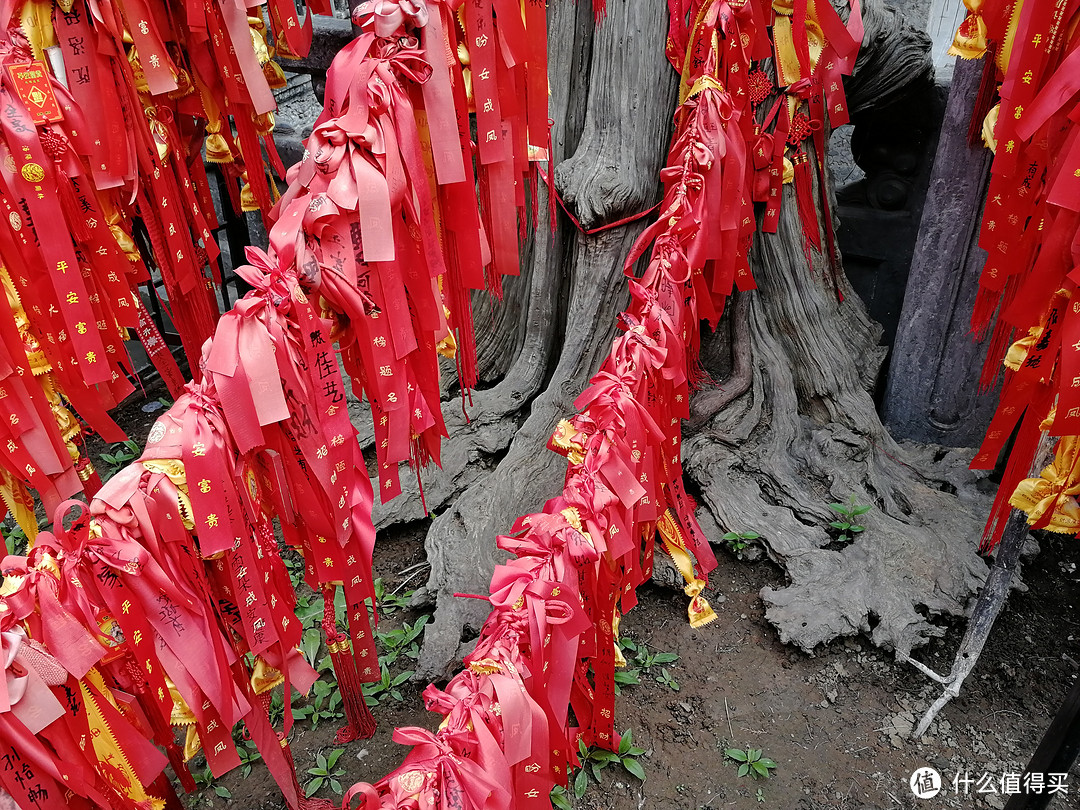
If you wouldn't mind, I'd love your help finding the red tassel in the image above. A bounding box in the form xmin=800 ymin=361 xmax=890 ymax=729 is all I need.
xmin=593 ymin=0 xmax=606 ymax=22
xmin=282 ymin=737 xmax=335 ymax=810
xmin=971 ymin=285 xmax=1003 ymax=338
xmin=57 ymin=173 xmax=92 ymax=243
xmin=967 ymin=43 xmax=999 ymax=149
xmin=442 ymin=226 xmax=479 ymax=395
xmin=975 ymin=274 xmax=1021 ymax=391
xmin=977 ymin=320 xmax=1013 ymax=393
xmin=980 ymin=400 xmax=1042 ymax=552
xmin=528 ymin=164 xmax=539 ymax=234
xmin=322 ymin=589 xmax=377 ymax=743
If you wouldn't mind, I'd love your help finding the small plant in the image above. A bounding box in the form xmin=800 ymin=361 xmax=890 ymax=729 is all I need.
xmin=309 ymin=679 xmax=345 ymax=728
xmin=268 ymin=689 xmax=285 ymax=727
xmin=614 ymin=638 xmax=678 ymax=694
xmin=721 ymin=530 xmax=760 ymax=557
xmin=237 ymin=739 xmax=262 ymax=777
xmin=827 ymin=495 xmax=871 ymax=542
xmin=299 ymin=627 xmax=323 ymax=668
xmin=362 ymin=661 xmax=412 ymax=706
xmin=723 ymin=747 xmax=777 ymax=780
xmin=655 ymin=667 xmax=680 ymax=692
xmin=572 ymin=730 xmax=646 ymax=798
xmin=550 ymin=784 xmax=573 ymax=810
xmin=99 ymin=440 xmax=141 ymax=478
xmin=305 ymin=748 xmax=346 ymax=797
xmin=1 ymin=520 xmax=29 ymax=557
xmin=628 ymin=641 xmax=679 ymax=672
xmin=756 ymin=787 xmax=766 ymax=802
xmin=376 ymin=614 xmax=430 ymax=666
xmin=373 ymin=578 xmax=414 ymax=616
xmin=612 ymin=666 xmax=641 ymax=695
xmin=193 ymin=763 xmax=213 ymax=790
xmin=191 ymin=762 xmax=232 ymax=799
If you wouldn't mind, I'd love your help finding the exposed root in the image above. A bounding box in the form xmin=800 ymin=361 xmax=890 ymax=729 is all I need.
xmin=689 ymin=292 xmax=753 ymax=430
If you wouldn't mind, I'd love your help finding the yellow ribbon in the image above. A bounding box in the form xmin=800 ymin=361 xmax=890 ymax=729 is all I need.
xmin=82 ymin=667 xmax=165 ymax=809
xmin=0 ymin=469 xmax=38 ymax=545
xmin=678 ymin=0 xmax=720 ymax=105
xmin=1010 ymin=435 xmax=1080 ymax=533
xmin=549 ymin=420 xmax=587 ymax=465
xmin=949 ymin=0 xmax=990 ymax=61
xmin=141 ymin=459 xmax=196 ymax=530
xmin=656 ymin=509 xmax=717 ymax=628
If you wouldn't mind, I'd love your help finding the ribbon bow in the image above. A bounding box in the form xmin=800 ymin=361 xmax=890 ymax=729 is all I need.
xmin=353 ymin=0 xmax=430 ymax=38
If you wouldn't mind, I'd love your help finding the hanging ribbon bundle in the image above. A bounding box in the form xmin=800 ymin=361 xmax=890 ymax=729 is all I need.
xmin=0 ymin=0 xmax=552 ymax=805
xmin=0 ymin=485 xmax=319 ymax=810
xmin=268 ymin=0 xmax=549 ymax=498
xmin=664 ymin=0 xmax=863 ymax=305
xmin=339 ymin=3 xmax=864 ymax=809
xmin=950 ymin=1 xmax=1080 ymax=549
xmin=0 ymin=0 xmax=342 ymax=528
xmin=0 ymin=258 xmax=369 ymax=810
xmin=0 ymin=27 xmax=144 ymax=522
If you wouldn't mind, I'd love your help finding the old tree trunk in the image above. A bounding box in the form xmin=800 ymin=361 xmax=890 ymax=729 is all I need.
xmin=374 ymin=0 xmax=991 ymax=680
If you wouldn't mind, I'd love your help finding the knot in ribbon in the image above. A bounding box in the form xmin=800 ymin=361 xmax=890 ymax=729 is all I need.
xmin=353 ymin=0 xmax=430 ymax=38
xmin=233 ymin=246 xmax=293 ymax=310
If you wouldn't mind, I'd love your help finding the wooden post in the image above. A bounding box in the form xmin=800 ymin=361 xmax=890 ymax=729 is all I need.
xmin=883 ymin=55 xmax=996 ymax=447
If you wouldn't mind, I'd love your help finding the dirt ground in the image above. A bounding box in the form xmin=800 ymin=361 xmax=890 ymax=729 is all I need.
xmin=82 ymin=383 xmax=1080 ymax=810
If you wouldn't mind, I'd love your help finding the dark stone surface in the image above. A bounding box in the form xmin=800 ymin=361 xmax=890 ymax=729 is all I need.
xmin=882 ymin=56 xmax=996 ymax=446
xmin=280 ymin=16 xmax=353 ymax=76
xmin=836 ymin=72 xmax=943 ymax=360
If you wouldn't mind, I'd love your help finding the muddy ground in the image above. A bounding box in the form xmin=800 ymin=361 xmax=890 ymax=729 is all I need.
xmin=77 ymin=383 xmax=1080 ymax=810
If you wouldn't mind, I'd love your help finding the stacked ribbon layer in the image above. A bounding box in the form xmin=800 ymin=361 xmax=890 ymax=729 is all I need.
xmin=1 ymin=0 xmax=550 ymax=808
xmin=950 ymin=1 xmax=1080 ymax=546
xmin=0 ymin=0 xmax=342 ymax=529
xmin=343 ymin=1 xmax=864 ymax=808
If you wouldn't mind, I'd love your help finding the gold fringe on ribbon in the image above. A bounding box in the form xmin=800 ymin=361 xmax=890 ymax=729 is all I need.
xmin=982 ymin=103 xmax=1000 ymax=153
xmin=549 ymin=420 xmax=587 ymax=465
xmin=251 ymin=657 xmax=285 ymax=694
xmin=0 ymin=468 xmax=38 ymax=544
xmin=240 ymin=173 xmax=259 ymax=212
xmin=204 ymin=118 xmax=234 ymax=164
xmin=254 ymin=111 xmax=276 ymax=137
xmin=82 ymin=667 xmax=165 ymax=809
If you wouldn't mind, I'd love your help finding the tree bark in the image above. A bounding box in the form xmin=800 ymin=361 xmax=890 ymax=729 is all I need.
xmin=399 ymin=0 xmax=993 ymax=679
